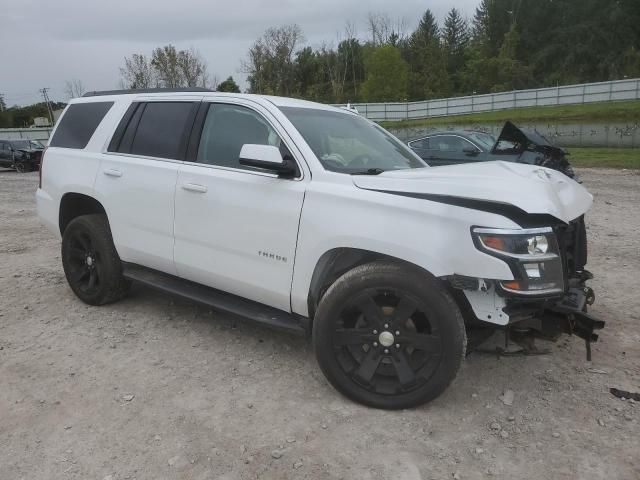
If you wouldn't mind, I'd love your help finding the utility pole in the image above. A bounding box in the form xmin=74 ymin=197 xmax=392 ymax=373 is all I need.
xmin=0 ymin=93 xmax=5 ymax=112
xmin=39 ymin=88 xmax=54 ymax=125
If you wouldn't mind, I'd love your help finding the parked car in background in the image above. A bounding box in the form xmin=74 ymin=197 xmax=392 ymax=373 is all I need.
xmin=408 ymin=121 xmax=575 ymax=178
xmin=0 ymin=139 xmax=45 ymax=172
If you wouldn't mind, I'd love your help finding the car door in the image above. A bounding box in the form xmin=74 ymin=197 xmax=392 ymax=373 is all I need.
xmin=95 ymin=98 xmax=200 ymax=275
xmin=429 ymin=135 xmax=484 ymax=166
xmin=173 ymin=100 xmax=307 ymax=312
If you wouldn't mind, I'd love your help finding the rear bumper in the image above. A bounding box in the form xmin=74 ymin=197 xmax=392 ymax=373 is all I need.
xmin=36 ymin=188 xmax=60 ymax=238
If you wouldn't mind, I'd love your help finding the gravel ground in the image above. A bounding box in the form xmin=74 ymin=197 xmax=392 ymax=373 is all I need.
xmin=1 ymin=168 xmax=638 ymax=480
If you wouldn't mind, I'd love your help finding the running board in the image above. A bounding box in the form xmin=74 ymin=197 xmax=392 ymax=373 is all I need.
xmin=122 ymin=263 xmax=307 ymax=335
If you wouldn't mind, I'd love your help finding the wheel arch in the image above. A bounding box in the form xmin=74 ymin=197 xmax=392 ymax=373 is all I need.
xmin=306 ymin=247 xmax=439 ymax=320
xmin=59 ymin=193 xmax=107 ymax=235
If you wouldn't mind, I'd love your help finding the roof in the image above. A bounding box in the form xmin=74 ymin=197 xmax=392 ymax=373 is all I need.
xmin=77 ymin=89 xmax=351 ymax=114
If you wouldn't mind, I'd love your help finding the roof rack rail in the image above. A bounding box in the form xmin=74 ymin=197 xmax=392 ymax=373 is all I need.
xmin=82 ymin=87 xmax=214 ymax=97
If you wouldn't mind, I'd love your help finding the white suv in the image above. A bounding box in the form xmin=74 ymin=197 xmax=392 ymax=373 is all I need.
xmin=36 ymin=89 xmax=603 ymax=409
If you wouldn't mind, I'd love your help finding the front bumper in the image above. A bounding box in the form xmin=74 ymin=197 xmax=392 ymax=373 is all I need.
xmin=459 ymin=277 xmax=605 ymax=360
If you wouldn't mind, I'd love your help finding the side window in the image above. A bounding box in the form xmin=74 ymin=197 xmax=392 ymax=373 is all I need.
xmin=196 ymin=104 xmax=283 ymax=170
xmin=410 ymin=138 xmax=430 ymax=150
xmin=129 ymin=102 xmax=196 ymax=160
xmin=432 ymin=135 xmax=469 ymax=152
xmin=49 ymin=102 xmax=114 ymax=149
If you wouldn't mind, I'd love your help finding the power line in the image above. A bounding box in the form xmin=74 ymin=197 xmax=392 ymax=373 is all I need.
xmin=39 ymin=88 xmax=54 ymax=125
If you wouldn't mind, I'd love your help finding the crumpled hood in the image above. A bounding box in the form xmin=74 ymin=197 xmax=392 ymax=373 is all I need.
xmin=352 ymin=161 xmax=592 ymax=223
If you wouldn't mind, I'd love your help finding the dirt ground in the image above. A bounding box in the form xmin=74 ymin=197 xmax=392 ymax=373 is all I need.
xmin=1 ymin=168 xmax=638 ymax=480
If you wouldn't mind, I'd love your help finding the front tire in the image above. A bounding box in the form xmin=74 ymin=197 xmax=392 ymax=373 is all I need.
xmin=15 ymin=162 xmax=27 ymax=173
xmin=313 ymin=261 xmax=466 ymax=409
xmin=61 ymin=214 xmax=130 ymax=305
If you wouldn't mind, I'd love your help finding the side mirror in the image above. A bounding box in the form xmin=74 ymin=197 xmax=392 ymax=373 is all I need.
xmin=239 ymin=144 xmax=297 ymax=177
xmin=463 ymin=146 xmax=480 ymax=156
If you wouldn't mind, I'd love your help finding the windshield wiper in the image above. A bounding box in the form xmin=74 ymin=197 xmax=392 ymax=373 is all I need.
xmin=351 ymin=168 xmax=385 ymax=175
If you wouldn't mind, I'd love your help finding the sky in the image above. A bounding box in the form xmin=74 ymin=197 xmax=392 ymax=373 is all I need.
xmin=1 ymin=0 xmax=478 ymax=107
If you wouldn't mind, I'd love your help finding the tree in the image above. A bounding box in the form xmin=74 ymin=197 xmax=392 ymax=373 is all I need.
xmin=64 ymin=79 xmax=86 ymax=99
xmin=243 ymin=24 xmax=305 ymax=96
xmin=119 ymin=54 xmax=156 ymax=89
xmin=177 ymin=48 xmax=210 ymax=87
xmin=151 ymin=45 xmax=183 ymax=88
xmin=361 ymin=45 xmax=409 ymax=102
xmin=367 ymin=12 xmax=407 ymax=47
xmin=411 ymin=10 xmax=439 ymax=50
xmin=442 ymin=8 xmax=470 ymax=92
xmin=217 ymin=76 xmax=241 ymax=93
xmin=402 ymin=9 xmax=449 ymax=100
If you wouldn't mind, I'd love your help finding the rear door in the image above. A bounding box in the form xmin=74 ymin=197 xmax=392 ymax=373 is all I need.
xmin=408 ymin=137 xmax=436 ymax=163
xmin=173 ymin=99 xmax=307 ymax=311
xmin=95 ymin=97 xmax=200 ymax=275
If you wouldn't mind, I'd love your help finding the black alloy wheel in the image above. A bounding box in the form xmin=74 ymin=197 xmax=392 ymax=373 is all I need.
xmin=65 ymin=230 xmax=102 ymax=296
xmin=61 ymin=214 xmax=130 ymax=305
xmin=331 ymin=288 xmax=443 ymax=396
xmin=313 ymin=261 xmax=466 ymax=409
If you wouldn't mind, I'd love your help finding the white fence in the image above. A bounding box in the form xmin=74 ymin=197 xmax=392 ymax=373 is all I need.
xmin=0 ymin=127 xmax=52 ymax=143
xmin=341 ymin=78 xmax=640 ymax=122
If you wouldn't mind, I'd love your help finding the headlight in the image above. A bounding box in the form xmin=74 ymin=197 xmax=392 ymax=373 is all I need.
xmin=472 ymin=227 xmax=564 ymax=295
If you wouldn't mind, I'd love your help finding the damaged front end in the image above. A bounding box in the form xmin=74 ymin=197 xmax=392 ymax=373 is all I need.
xmin=451 ymin=216 xmax=605 ymax=360
xmin=492 ymin=121 xmax=576 ymax=179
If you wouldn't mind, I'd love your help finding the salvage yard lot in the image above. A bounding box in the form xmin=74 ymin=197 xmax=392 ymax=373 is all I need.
xmin=1 ymin=170 xmax=639 ymax=480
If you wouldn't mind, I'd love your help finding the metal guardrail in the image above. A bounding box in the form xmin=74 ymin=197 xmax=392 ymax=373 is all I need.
xmin=337 ymin=78 xmax=640 ymax=122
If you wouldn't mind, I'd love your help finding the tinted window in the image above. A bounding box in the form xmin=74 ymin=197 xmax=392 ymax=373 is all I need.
xmin=49 ymin=102 xmax=113 ymax=149
xmin=431 ymin=136 xmax=472 ymax=152
xmin=409 ymin=138 xmax=430 ymax=150
xmin=130 ymin=102 xmax=195 ymax=159
xmin=197 ymin=104 xmax=283 ymax=170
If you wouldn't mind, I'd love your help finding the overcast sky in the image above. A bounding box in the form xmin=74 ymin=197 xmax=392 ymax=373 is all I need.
xmin=1 ymin=0 xmax=478 ymax=106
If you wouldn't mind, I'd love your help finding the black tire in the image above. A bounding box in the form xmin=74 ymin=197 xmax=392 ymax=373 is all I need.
xmin=313 ymin=260 xmax=466 ymax=409
xmin=15 ymin=162 xmax=26 ymax=173
xmin=61 ymin=214 xmax=130 ymax=305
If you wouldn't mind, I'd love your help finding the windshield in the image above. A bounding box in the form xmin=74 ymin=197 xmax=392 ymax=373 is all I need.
xmin=11 ymin=140 xmax=44 ymax=149
xmin=466 ymin=132 xmax=495 ymax=150
xmin=280 ymin=107 xmax=425 ymax=173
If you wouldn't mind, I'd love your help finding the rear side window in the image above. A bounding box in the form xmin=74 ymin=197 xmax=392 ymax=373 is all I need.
xmin=123 ymin=102 xmax=196 ymax=160
xmin=49 ymin=102 xmax=113 ymax=149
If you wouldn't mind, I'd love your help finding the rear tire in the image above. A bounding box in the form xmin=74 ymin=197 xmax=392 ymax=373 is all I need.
xmin=313 ymin=260 xmax=466 ymax=409
xmin=61 ymin=214 xmax=130 ymax=305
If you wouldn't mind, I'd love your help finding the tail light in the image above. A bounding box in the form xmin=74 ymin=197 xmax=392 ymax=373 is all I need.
xmin=39 ymin=147 xmax=47 ymax=189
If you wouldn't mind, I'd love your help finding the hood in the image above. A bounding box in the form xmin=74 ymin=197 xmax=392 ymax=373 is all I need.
xmin=491 ymin=121 xmax=565 ymax=157
xmin=352 ymin=161 xmax=592 ymax=224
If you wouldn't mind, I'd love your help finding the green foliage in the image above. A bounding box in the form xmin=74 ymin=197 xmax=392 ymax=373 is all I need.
xmin=361 ymin=45 xmax=409 ymax=102
xmin=240 ymin=1 xmax=639 ymax=103
xmin=217 ymin=76 xmax=241 ymax=93
xmin=0 ymin=102 xmax=66 ymax=128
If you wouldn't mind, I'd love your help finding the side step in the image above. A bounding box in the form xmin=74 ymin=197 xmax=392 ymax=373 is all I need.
xmin=122 ymin=263 xmax=307 ymax=335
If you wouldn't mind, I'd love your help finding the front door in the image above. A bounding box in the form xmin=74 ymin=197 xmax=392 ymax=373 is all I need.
xmin=173 ymin=101 xmax=306 ymax=312
xmin=429 ymin=135 xmax=485 ymax=166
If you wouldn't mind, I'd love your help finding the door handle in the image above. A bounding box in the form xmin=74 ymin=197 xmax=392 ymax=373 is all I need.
xmin=103 ymin=168 xmax=123 ymax=178
xmin=182 ymin=183 xmax=208 ymax=193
